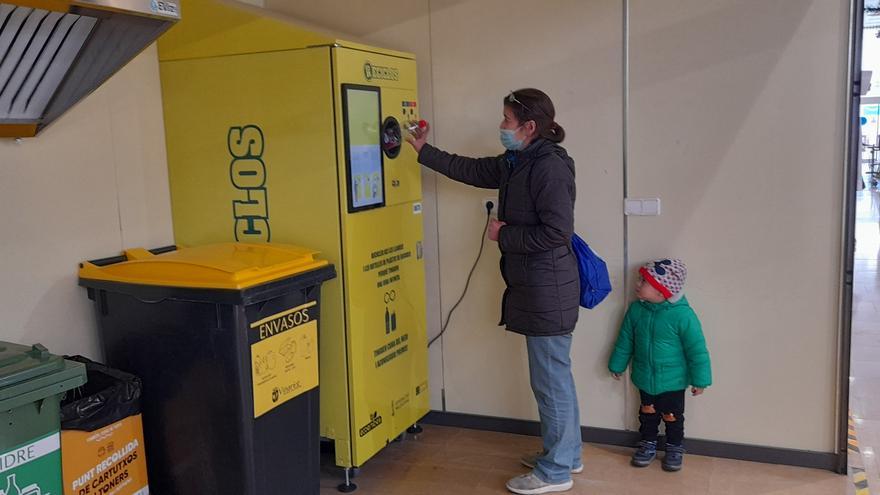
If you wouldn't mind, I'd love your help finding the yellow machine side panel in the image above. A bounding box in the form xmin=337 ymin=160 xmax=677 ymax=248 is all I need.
xmin=159 ymin=48 xmax=354 ymax=459
xmin=157 ymin=0 xmax=333 ymax=62
xmin=160 ymin=48 xmax=338 ymax=250
xmin=342 ymin=204 xmax=429 ymax=466
xmin=332 ymin=47 xmax=429 ymax=467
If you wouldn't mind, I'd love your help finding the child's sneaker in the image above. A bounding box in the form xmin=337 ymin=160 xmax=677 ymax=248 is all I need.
xmin=520 ymin=452 xmax=584 ymax=474
xmin=662 ymin=444 xmax=685 ymax=472
xmin=506 ymin=473 xmax=573 ymax=494
xmin=630 ymin=440 xmax=657 ymax=467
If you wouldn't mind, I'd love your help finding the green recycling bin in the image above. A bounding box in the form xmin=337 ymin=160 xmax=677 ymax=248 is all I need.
xmin=0 ymin=343 xmax=86 ymax=495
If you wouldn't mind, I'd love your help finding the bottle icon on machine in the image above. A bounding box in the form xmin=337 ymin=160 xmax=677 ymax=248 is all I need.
xmin=362 ymin=174 xmax=372 ymax=200
xmin=370 ymin=172 xmax=381 ymax=199
xmin=1 ymin=474 xmax=45 ymax=495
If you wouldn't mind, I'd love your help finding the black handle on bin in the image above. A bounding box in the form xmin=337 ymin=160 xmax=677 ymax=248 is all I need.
xmin=150 ymin=245 xmax=178 ymax=255
xmin=87 ymin=245 xmax=178 ymax=267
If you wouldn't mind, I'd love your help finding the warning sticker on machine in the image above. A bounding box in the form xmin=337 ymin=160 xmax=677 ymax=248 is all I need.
xmin=363 ymin=243 xmax=412 ymax=288
xmin=250 ymin=302 xmax=319 ymax=418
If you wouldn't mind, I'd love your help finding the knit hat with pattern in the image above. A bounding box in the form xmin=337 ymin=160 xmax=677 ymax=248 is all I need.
xmin=639 ymin=259 xmax=687 ymax=302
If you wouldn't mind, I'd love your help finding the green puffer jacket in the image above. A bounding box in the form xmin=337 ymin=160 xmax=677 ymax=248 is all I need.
xmin=608 ymin=297 xmax=712 ymax=395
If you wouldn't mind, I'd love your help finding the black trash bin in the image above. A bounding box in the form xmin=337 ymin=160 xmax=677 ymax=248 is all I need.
xmin=78 ymin=243 xmax=336 ymax=495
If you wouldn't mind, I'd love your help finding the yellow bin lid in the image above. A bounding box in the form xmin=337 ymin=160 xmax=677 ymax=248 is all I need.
xmin=79 ymin=243 xmax=329 ymax=290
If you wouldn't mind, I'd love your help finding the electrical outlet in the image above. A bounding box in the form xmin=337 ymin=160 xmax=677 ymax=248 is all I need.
xmin=482 ymin=196 xmax=498 ymax=212
xmin=624 ymin=198 xmax=662 ymax=216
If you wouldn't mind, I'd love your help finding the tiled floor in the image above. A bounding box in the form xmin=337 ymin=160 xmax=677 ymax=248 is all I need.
xmin=318 ymin=425 xmax=846 ymax=494
xmin=851 ymin=188 xmax=880 ymax=495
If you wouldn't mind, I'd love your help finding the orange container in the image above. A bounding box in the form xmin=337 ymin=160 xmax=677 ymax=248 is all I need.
xmin=61 ymin=414 xmax=148 ymax=495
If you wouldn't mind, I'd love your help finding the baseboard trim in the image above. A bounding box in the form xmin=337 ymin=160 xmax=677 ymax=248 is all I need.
xmin=422 ymin=411 xmax=840 ymax=472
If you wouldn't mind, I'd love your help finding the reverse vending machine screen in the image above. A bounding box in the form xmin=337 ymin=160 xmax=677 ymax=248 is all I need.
xmin=343 ymin=85 xmax=385 ymax=212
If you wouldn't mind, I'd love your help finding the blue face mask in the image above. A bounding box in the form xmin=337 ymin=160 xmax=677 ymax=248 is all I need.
xmin=500 ymin=127 xmax=525 ymax=151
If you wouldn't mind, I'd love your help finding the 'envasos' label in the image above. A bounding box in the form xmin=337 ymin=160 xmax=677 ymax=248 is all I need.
xmin=250 ymin=302 xmax=320 ymax=417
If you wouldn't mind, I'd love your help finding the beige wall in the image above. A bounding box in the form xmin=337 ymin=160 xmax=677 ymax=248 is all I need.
xmin=345 ymin=0 xmax=848 ymax=453
xmin=350 ymin=0 xmax=626 ymax=425
xmin=627 ymin=0 xmax=849 ymax=451
xmin=0 ymin=44 xmax=174 ymax=359
xmin=425 ymin=0 xmax=627 ymax=427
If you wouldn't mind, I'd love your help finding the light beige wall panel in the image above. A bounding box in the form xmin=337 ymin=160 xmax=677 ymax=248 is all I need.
xmin=0 ymin=45 xmax=173 ymax=359
xmin=429 ymin=0 xmax=627 ymax=428
xmin=628 ymin=0 xmax=848 ymax=451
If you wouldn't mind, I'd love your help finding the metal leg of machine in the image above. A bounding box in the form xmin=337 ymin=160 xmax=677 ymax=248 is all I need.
xmin=338 ymin=468 xmax=358 ymax=493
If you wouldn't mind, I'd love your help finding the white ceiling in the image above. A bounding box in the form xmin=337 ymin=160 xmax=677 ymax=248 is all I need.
xmin=242 ymin=1 xmax=469 ymax=37
xmin=258 ymin=1 xmax=431 ymax=36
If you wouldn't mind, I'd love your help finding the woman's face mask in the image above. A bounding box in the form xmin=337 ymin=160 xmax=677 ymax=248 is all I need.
xmin=500 ymin=106 xmax=528 ymax=150
xmin=499 ymin=127 xmax=525 ymax=150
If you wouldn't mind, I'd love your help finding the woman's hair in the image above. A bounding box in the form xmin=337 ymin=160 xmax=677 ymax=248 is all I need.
xmin=503 ymin=88 xmax=565 ymax=143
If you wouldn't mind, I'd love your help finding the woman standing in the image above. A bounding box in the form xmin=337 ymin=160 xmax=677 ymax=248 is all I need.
xmin=407 ymin=88 xmax=581 ymax=495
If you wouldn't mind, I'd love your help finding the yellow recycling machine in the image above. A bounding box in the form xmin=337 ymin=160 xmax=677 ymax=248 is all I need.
xmin=157 ymin=0 xmax=429 ymax=479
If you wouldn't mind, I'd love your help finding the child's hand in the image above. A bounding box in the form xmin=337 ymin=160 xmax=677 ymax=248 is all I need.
xmin=612 ymin=372 xmax=622 ymax=380
xmin=691 ymin=387 xmax=705 ymax=396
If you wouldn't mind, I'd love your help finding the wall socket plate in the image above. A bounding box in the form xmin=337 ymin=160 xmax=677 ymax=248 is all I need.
xmin=482 ymin=196 xmax=498 ymax=212
xmin=624 ymin=198 xmax=662 ymax=216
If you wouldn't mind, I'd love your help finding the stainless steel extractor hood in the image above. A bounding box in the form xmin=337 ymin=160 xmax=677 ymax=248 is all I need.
xmin=0 ymin=0 xmax=179 ymax=137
